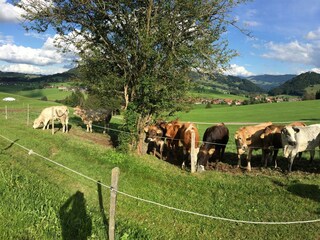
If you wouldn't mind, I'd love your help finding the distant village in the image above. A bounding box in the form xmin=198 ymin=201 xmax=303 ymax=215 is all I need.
xmin=189 ymin=95 xmax=302 ymax=106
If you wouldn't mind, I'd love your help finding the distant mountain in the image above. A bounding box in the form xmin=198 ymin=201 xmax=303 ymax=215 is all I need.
xmin=190 ymin=72 xmax=264 ymax=95
xmin=0 ymin=69 xmax=76 ymax=83
xmin=245 ymin=74 xmax=296 ymax=91
xmin=268 ymin=72 xmax=320 ymax=96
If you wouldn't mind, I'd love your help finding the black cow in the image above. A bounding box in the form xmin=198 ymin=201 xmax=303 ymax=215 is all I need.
xmin=197 ymin=123 xmax=229 ymax=172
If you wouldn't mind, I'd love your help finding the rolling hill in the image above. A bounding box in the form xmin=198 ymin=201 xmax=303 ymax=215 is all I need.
xmin=268 ymin=71 xmax=320 ymax=96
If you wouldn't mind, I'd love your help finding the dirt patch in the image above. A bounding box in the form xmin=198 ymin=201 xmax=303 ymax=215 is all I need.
xmin=69 ymin=128 xmax=114 ymax=148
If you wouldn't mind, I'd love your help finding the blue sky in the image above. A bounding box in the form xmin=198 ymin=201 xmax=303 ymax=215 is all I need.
xmin=0 ymin=0 xmax=319 ymax=76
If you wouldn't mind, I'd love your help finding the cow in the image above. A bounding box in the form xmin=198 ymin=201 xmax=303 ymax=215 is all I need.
xmin=234 ymin=122 xmax=272 ymax=171
xmin=281 ymin=124 xmax=320 ymax=172
xmin=144 ymin=122 xmax=166 ymax=160
xmin=73 ymin=106 xmax=112 ymax=133
xmin=33 ymin=106 xmax=69 ymax=133
xmin=197 ymin=123 xmax=229 ymax=172
xmin=164 ymin=120 xmax=200 ymax=169
xmin=260 ymin=122 xmax=306 ymax=168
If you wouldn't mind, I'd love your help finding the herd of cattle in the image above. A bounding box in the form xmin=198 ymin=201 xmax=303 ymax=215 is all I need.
xmin=32 ymin=105 xmax=112 ymax=134
xmin=32 ymin=106 xmax=320 ymax=173
xmin=144 ymin=120 xmax=320 ymax=173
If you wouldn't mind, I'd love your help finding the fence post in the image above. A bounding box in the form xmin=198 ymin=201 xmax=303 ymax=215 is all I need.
xmin=5 ymin=105 xmax=7 ymax=120
xmin=109 ymin=167 xmax=120 ymax=240
xmin=51 ymin=107 xmax=54 ymax=135
xmin=190 ymin=130 xmax=196 ymax=173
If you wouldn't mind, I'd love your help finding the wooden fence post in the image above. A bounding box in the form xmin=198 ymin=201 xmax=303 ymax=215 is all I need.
xmin=190 ymin=130 xmax=196 ymax=173
xmin=51 ymin=107 xmax=54 ymax=135
xmin=109 ymin=167 xmax=120 ymax=240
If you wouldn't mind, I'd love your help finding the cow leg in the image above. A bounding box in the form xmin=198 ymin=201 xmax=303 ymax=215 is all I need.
xmin=43 ymin=120 xmax=50 ymax=130
xmin=65 ymin=117 xmax=68 ymax=133
xmin=89 ymin=122 xmax=93 ymax=133
xmin=247 ymin=148 xmax=253 ymax=171
xmin=273 ymin=149 xmax=279 ymax=168
xmin=288 ymin=155 xmax=295 ymax=172
xmin=237 ymin=154 xmax=242 ymax=168
xmin=262 ymin=149 xmax=268 ymax=167
xmin=309 ymin=150 xmax=315 ymax=163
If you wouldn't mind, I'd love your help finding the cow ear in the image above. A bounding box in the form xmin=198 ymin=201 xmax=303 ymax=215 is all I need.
xmin=144 ymin=126 xmax=149 ymax=133
xmin=293 ymin=127 xmax=300 ymax=133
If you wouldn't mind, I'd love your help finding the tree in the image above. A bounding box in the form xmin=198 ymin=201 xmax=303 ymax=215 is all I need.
xmin=18 ymin=0 xmax=249 ymax=152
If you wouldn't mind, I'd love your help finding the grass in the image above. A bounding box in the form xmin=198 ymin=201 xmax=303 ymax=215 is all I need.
xmin=0 ymin=92 xmax=319 ymax=239
xmin=0 ymin=85 xmax=71 ymax=101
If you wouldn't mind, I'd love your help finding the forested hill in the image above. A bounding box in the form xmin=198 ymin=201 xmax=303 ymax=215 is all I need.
xmin=268 ymin=72 xmax=320 ymax=96
xmin=190 ymin=72 xmax=264 ymax=95
xmin=0 ymin=69 xmax=76 ymax=83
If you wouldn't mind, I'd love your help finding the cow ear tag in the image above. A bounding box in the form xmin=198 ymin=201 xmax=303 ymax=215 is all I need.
xmin=208 ymin=148 xmax=215 ymax=155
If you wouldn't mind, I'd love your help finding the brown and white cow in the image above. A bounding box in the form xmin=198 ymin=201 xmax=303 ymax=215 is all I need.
xmin=144 ymin=122 xmax=166 ymax=160
xmin=33 ymin=106 xmax=69 ymax=133
xmin=197 ymin=123 xmax=229 ymax=172
xmin=234 ymin=122 xmax=272 ymax=171
xmin=260 ymin=122 xmax=305 ymax=168
xmin=73 ymin=106 xmax=112 ymax=133
xmin=164 ymin=120 xmax=200 ymax=169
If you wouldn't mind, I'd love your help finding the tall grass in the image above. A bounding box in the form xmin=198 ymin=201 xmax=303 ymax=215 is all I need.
xmin=0 ymin=93 xmax=319 ymax=239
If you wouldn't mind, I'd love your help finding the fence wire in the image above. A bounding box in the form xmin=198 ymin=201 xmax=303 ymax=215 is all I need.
xmin=0 ymin=133 xmax=319 ymax=225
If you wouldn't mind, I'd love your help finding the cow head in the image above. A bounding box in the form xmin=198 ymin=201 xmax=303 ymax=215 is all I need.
xmin=144 ymin=125 xmax=163 ymax=142
xmin=234 ymin=129 xmax=250 ymax=154
xmin=164 ymin=120 xmax=181 ymax=140
xmin=197 ymin=144 xmax=215 ymax=168
xmin=281 ymin=126 xmax=299 ymax=147
xmin=33 ymin=117 xmax=43 ymax=129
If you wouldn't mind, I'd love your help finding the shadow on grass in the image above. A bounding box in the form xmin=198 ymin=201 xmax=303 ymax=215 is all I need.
xmin=2 ymin=139 xmax=19 ymax=151
xmin=59 ymin=191 xmax=92 ymax=240
xmin=287 ymin=183 xmax=320 ymax=203
xmin=97 ymin=181 xmax=109 ymax=239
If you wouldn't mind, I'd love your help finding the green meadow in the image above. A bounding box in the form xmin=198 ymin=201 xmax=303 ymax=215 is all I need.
xmin=0 ymin=92 xmax=319 ymax=240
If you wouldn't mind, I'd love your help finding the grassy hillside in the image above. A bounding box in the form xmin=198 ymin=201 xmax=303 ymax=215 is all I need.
xmin=0 ymin=92 xmax=319 ymax=239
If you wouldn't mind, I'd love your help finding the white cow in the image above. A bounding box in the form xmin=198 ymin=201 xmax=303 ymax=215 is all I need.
xmin=33 ymin=106 xmax=69 ymax=133
xmin=281 ymin=124 xmax=320 ymax=172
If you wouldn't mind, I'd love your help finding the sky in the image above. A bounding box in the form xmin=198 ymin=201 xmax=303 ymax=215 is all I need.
xmin=0 ymin=0 xmax=319 ymax=77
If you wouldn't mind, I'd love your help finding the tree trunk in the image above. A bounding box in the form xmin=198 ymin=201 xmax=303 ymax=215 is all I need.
xmin=136 ymin=114 xmax=152 ymax=155
xmin=123 ymin=84 xmax=129 ymax=110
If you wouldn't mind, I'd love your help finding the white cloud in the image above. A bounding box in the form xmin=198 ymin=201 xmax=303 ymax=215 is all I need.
xmin=262 ymin=40 xmax=320 ymax=67
xmin=0 ymin=44 xmax=64 ymax=66
xmin=224 ymin=64 xmax=253 ymax=77
xmin=0 ymin=33 xmax=78 ymax=71
xmin=243 ymin=21 xmax=260 ymax=27
xmin=0 ymin=63 xmax=69 ymax=74
xmin=0 ymin=0 xmax=24 ymax=22
xmin=305 ymin=27 xmax=320 ymax=40
xmin=310 ymin=67 xmax=320 ymax=74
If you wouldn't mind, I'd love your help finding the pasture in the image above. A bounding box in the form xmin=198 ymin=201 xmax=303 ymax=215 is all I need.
xmin=0 ymin=92 xmax=319 ymax=239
